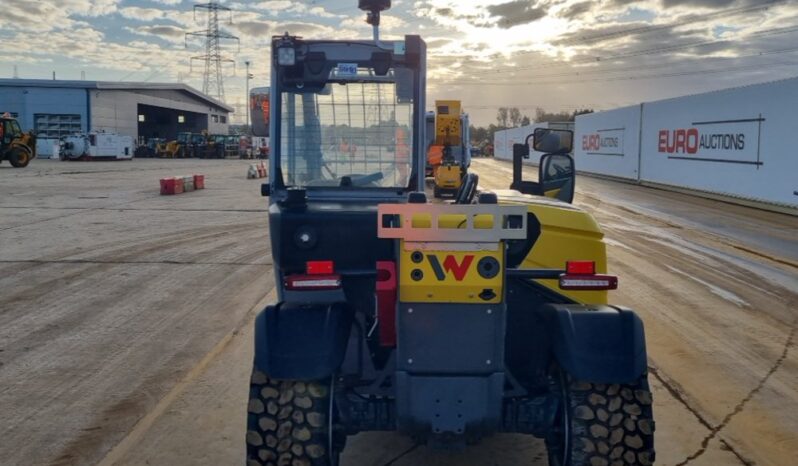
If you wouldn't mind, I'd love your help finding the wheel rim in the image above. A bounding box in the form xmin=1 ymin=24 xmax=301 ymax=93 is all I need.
xmin=328 ymin=376 xmax=335 ymax=464
xmin=548 ymin=368 xmax=571 ymax=466
xmin=558 ymin=370 xmax=571 ymax=466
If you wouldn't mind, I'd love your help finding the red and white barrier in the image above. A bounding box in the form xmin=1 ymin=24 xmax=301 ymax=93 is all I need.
xmin=247 ymin=162 xmax=267 ymax=179
xmin=160 ymin=174 xmax=206 ymax=195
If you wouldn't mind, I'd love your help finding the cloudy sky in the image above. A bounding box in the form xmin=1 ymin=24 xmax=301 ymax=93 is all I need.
xmin=1 ymin=0 xmax=797 ymax=125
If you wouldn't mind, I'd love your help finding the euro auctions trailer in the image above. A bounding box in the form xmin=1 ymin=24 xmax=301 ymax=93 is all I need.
xmin=494 ymin=121 xmax=574 ymax=162
xmin=640 ymin=78 xmax=798 ymax=208
xmin=574 ymin=77 xmax=798 ymax=210
xmin=574 ymin=105 xmax=641 ymax=180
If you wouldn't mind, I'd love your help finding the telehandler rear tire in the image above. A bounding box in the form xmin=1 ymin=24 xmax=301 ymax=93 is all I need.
xmin=9 ymin=148 xmax=31 ymax=168
xmin=546 ymin=372 xmax=655 ymax=466
xmin=246 ymin=368 xmax=341 ymax=466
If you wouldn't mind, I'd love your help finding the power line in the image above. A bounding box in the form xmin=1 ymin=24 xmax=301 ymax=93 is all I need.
xmin=186 ymin=2 xmax=240 ymax=101
xmin=448 ymin=46 xmax=798 ymax=85
xmin=556 ymin=0 xmax=787 ymax=46
xmin=448 ymin=23 xmax=798 ymax=79
xmin=445 ymin=58 xmax=798 ymax=87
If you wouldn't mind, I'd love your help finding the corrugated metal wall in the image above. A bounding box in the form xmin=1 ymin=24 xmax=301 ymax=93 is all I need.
xmin=0 ymin=87 xmax=88 ymax=134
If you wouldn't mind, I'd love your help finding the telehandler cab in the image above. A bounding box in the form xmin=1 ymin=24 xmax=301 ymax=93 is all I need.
xmin=426 ymin=100 xmax=471 ymax=198
xmin=247 ymin=2 xmax=654 ymax=465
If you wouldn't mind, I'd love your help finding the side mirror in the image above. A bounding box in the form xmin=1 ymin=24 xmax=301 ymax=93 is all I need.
xmin=261 ymin=183 xmax=271 ymax=197
xmin=539 ymin=153 xmax=575 ymax=203
xmin=533 ymin=128 xmax=573 ymax=155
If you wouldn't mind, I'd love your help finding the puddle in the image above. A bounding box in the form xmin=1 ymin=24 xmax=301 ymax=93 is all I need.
xmin=666 ymin=265 xmax=750 ymax=308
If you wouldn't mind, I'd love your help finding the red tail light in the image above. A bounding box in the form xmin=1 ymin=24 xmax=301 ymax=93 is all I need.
xmin=566 ymin=260 xmax=595 ymax=275
xmin=306 ymin=260 xmax=334 ymax=275
xmin=284 ymin=274 xmax=341 ymax=290
xmin=376 ymin=261 xmax=397 ymax=347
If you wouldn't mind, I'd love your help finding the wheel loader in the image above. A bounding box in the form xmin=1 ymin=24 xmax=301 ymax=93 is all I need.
xmin=246 ymin=2 xmax=654 ymax=465
xmin=0 ymin=113 xmax=36 ymax=168
xmin=156 ymin=138 xmax=184 ymax=158
xmin=154 ymin=131 xmax=200 ymax=158
xmin=426 ymin=100 xmax=471 ymax=198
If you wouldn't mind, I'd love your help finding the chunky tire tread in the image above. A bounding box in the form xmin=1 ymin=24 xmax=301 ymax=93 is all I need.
xmin=9 ymin=148 xmax=30 ymax=168
xmin=569 ymin=378 xmax=655 ymax=466
xmin=247 ymin=370 xmax=332 ymax=466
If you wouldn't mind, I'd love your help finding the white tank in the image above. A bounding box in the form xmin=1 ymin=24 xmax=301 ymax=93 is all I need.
xmin=60 ymin=132 xmax=134 ymax=160
xmin=60 ymin=135 xmax=90 ymax=159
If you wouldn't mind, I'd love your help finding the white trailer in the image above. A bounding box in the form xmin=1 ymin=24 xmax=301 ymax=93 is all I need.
xmin=574 ymin=77 xmax=798 ymax=210
xmin=61 ymin=132 xmax=134 ymax=161
xmin=639 ymin=79 xmax=797 ymax=208
xmin=36 ymin=138 xmax=62 ymax=160
xmin=574 ymin=105 xmax=642 ymax=180
xmin=494 ymin=122 xmax=574 ymax=163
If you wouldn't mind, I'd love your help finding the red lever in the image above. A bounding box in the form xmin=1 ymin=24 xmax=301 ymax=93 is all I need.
xmin=376 ymin=261 xmax=397 ymax=347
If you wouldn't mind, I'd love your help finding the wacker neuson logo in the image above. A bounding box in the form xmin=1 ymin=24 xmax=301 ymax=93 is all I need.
xmin=654 ymin=116 xmax=764 ymax=166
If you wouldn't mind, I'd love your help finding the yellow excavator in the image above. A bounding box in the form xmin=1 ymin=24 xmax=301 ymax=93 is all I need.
xmin=0 ymin=113 xmax=36 ymax=168
xmin=426 ymin=100 xmax=470 ymax=198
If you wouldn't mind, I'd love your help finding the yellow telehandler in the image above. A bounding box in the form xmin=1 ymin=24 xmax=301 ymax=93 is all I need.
xmin=0 ymin=113 xmax=36 ymax=168
xmin=426 ymin=100 xmax=471 ymax=198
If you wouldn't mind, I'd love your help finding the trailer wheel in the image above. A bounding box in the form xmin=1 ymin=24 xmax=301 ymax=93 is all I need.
xmin=546 ymin=372 xmax=655 ymax=466
xmin=246 ymin=368 xmax=341 ymax=466
xmin=9 ymin=147 xmax=31 ymax=168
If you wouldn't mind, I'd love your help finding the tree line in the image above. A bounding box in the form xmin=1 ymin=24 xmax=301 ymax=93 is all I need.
xmin=470 ymin=107 xmax=593 ymax=154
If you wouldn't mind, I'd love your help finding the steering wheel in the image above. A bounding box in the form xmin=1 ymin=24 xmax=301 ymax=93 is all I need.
xmin=454 ymin=173 xmax=479 ymax=204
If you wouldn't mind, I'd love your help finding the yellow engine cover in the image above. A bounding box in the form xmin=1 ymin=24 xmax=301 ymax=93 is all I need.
xmin=495 ymin=190 xmax=609 ymax=304
xmin=399 ymin=241 xmax=504 ymax=304
xmin=434 ymin=100 xmax=462 ymax=147
xmin=434 ymin=165 xmax=462 ymax=189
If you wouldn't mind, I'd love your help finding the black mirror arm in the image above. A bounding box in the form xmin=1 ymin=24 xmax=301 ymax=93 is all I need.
xmin=523 ymin=133 xmax=534 ymax=159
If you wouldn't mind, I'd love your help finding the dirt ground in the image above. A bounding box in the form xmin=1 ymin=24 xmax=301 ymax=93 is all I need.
xmin=0 ymin=158 xmax=795 ymax=466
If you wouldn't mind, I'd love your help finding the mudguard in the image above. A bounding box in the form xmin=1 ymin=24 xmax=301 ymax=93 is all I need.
xmin=253 ymin=302 xmax=353 ymax=380
xmin=544 ymin=304 xmax=647 ymax=384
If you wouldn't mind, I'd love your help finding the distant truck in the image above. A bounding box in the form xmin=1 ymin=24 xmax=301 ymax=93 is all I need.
xmin=61 ymin=132 xmax=134 ymax=161
xmin=252 ymin=136 xmax=269 ymax=159
xmin=134 ymin=138 xmax=164 ymax=158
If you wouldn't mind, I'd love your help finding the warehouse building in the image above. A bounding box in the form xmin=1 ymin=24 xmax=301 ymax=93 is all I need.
xmin=0 ymin=79 xmax=232 ymax=143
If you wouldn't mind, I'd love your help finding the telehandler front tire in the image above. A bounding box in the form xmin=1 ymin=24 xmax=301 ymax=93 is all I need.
xmin=246 ymin=368 xmax=340 ymax=466
xmin=9 ymin=148 xmax=31 ymax=168
xmin=546 ymin=372 xmax=655 ymax=466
